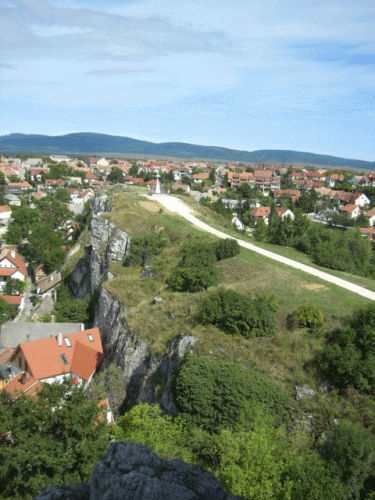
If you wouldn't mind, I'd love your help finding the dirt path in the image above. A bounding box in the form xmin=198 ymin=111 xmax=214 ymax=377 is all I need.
xmin=150 ymin=194 xmax=375 ymax=302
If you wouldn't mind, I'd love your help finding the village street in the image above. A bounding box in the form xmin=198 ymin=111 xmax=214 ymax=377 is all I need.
xmin=150 ymin=194 xmax=375 ymax=302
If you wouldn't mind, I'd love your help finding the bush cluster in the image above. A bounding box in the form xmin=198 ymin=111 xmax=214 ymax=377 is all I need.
xmin=174 ymin=355 xmax=288 ymax=431
xmin=317 ymin=303 xmax=375 ymax=393
xmin=287 ymin=304 xmax=324 ymax=330
xmin=167 ymin=239 xmax=239 ymax=293
xmin=200 ymin=288 xmax=277 ymax=337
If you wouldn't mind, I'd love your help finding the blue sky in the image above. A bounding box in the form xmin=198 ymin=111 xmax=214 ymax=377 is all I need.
xmin=1 ymin=0 xmax=374 ymax=161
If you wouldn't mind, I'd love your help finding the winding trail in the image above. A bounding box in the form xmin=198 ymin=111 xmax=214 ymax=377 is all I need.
xmin=150 ymin=194 xmax=375 ymax=302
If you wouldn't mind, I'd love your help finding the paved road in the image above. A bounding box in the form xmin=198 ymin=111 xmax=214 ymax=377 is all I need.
xmin=150 ymin=194 xmax=375 ymax=302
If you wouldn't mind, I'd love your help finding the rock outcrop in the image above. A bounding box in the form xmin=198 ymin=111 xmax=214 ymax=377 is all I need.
xmin=70 ymin=196 xmax=197 ymax=414
xmin=70 ymin=216 xmax=131 ymax=297
xmin=34 ymin=442 xmax=241 ymax=500
xmin=96 ymin=288 xmax=196 ymax=414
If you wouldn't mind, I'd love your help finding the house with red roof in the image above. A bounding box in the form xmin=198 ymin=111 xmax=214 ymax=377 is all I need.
xmin=0 ymin=247 xmax=27 ymax=291
xmin=340 ymin=204 xmax=360 ymax=219
xmin=8 ymin=327 xmax=103 ymax=394
xmin=366 ymin=208 xmax=375 ymax=227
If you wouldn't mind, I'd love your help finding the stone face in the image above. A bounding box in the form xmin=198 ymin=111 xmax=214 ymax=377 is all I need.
xmin=295 ymin=384 xmax=316 ymax=401
xmin=34 ymin=484 xmax=89 ymax=500
xmin=89 ymin=443 xmax=240 ymax=500
xmin=34 ymin=443 xmax=240 ymax=500
xmin=90 ymin=194 xmax=111 ymax=216
xmin=70 ymin=215 xmax=130 ymax=297
xmin=95 ymin=288 xmax=197 ymax=414
xmin=152 ymin=297 xmax=163 ymax=305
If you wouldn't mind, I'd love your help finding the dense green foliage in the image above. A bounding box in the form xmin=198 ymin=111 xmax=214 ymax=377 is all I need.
xmin=167 ymin=239 xmax=239 ymax=293
xmin=174 ymin=355 xmax=289 ymax=431
xmin=167 ymin=240 xmax=221 ymax=292
xmin=287 ymin=304 xmax=324 ymax=330
xmin=53 ymin=284 xmax=90 ymax=323
xmin=256 ymin=212 xmax=375 ymax=278
xmin=3 ymin=278 xmax=26 ymax=296
xmin=200 ymin=288 xmax=277 ymax=337
xmin=0 ymin=381 xmax=109 ymax=500
xmin=0 ymin=297 xmax=18 ymax=324
xmin=107 ymin=167 xmax=125 ymax=184
xmin=319 ymin=423 xmax=375 ymax=499
xmin=214 ymin=238 xmax=240 ymax=260
xmin=317 ymin=304 xmax=375 ymax=392
xmin=5 ymin=195 xmax=76 ymax=273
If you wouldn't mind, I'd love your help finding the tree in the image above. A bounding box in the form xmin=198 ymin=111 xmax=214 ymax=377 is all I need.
xmin=0 ymin=381 xmax=109 ymax=500
xmin=107 ymin=167 xmax=125 ymax=184
xmin=319 ymin=423 xmax=375 ymax=499
xmin=0 ymin=297 xmax=18 ymax=324
xmin=55 ymin=188 xmax=70 ymax=203
xmin=287 ymin=304 xmax=324 ymax=330
xmin=200 ymin=288 xmax=277 ymax=338
xmin=53 ymin=284 xmax=89 ymax=323
xmin=254 ymin=219 xmax=268 ymax=241
xmin=174 ymin=355 xmax=289 ymax=431
xmin=317 ymin=303 xmax=375 ymax=392
xmin=3 ymin=279 xmax=26 ymax=296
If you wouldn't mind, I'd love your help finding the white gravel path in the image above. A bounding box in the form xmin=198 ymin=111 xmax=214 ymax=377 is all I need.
xmin=150 ymin=194 xmax=375 ymax=302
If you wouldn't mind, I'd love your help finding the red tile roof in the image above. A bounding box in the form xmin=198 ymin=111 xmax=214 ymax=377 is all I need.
xmin=0 ymin=248 xmax=27 ymax=277
xmin=11 ymin=328 xmax=103 ymax=381
xmin=0 ymin=346 xmax=15 ymax=365
xmin=0 ymin=295 xmax=22 ymax=306
xmin=250 ymin=206 xmax=271 ymax=217
xmin=341 ymin=204 xmax=358 ymax=213
xmin=2 ymin=372 xmax=42 ymax=398
xmin=0 ymin=205 xmax=11 ymax=213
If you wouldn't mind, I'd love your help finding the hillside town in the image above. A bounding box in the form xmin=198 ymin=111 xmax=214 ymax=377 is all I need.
xmin=1 ymin=152 xmax=375 ymax=401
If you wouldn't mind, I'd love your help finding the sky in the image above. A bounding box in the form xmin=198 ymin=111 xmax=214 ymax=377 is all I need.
xmin=1 ymin=0 xmax=375 ymax=161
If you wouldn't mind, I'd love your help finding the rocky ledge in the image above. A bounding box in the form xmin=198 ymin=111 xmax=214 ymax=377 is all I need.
xmin=34 ymin=442 xmax=241 ymax=500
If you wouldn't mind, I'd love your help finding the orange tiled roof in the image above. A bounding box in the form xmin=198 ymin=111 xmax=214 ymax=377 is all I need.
xmin=0 ymin=346 xmax=15 ymax=365
xmin=7 ymin=182 xmax=31 ymax=188
xmin=70 ymin=341 xmax=103 ymax=380
xmin=0 ymin=248 xmax=27 ymax=276
xmin=12 ymin=328 xmax=103 ymax=381
xmin=0 ymin=205 xmax=11 ymax=213
xmin=341 ymin=204 xmax=357 ymax=213
xmin=366 ymin=208 xmax=375 ymax=217
xmin=0 ymin=295 xmax=22 ymax=306
xmin=2 ymin=372 xmax=42 ymax=398
xmin=250 ymin=206 xmax=271 ymax=217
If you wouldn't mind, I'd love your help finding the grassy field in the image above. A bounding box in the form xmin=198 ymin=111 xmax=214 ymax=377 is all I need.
xmin=172 ymin=194 xmax=375 ymax=293
xmin=94 ymin=189 xmax=373 ymax=406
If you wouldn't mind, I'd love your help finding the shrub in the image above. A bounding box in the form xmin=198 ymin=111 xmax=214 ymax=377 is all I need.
xmin=319 ymin=423 xmax=375 ymax=499
xmin=214 ymin=239 xmax=240 ymax=261
xmin=317 ymin=303 xmax=375 ymax=393
xmin=174 ymin=355 xmax=289 ymax=431
xmin=287 ymin=304 xmax=324 ymax=330
xmin=200 ymin=288 xmax=276 ymax=337
xmin=167 ymin=265 xmax=221 ymax=292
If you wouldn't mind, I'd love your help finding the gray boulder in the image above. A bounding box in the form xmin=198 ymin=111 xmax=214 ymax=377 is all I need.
xmin=90 ymin=442 xmax=240 ymax=500
xmin=34 ymin=443 xmax=241 ymax=500
xmin=295 ymin=384 xmax=316 ymax=401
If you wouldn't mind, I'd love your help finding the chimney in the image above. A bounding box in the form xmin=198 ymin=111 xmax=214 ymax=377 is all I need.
xmin=56 ymin=332 xmax=62 ymax=346
xmin=21 ymin=372 xmax=29 ymax=384
xmin=10 ymin=249 xmax=15 ymax=259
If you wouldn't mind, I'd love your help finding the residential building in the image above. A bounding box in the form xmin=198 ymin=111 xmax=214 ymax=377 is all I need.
xmin=0 ymin=247 xmax=27 ymax=291
xmin=7 ymin=327 xmax=104 ymax=393
xmin=340 ymin=204 xmax=361 ymax=219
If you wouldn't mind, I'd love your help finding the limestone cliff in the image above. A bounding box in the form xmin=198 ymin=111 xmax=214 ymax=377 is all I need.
xmin=70 ymin=195 xmax=197 ymax=414
xmin=34 ymin=442 xmax=241 ymax=500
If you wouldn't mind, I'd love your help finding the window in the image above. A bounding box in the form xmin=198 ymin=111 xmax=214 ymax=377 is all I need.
xmin=64 ymin=337 xmax=72 ymax=347
xmin=87 ymin=334 xmax=94 ymax=342
xmin=60 ymin=354 xmax=69 ymax=365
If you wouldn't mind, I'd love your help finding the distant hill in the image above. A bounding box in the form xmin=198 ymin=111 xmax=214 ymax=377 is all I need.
xmin=0 ymin=132 xmax=374 ymax=169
